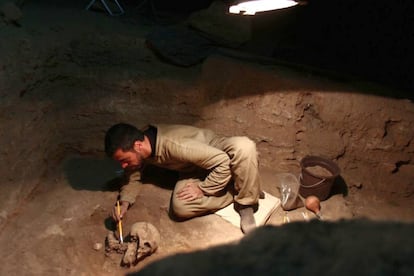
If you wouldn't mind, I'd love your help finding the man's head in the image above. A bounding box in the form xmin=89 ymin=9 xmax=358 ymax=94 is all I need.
xmin=105 ymin=123 xmax=146 ymax=170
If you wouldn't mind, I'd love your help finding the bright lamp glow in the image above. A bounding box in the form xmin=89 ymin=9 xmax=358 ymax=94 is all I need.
xmin=229 ymin=0 xmax=298 ymax=15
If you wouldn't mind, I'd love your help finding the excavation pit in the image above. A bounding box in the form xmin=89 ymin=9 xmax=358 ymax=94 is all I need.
xmin=1 ymin=1 xmax=413 ymax=275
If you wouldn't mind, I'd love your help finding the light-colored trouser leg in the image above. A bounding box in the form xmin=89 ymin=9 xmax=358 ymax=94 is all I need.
xmin=211 ymin=136 xmax=261 ymax=206
xmin=171 ymin=136 xmax=261 ymax=219
xmin=171 ymin=178 xmax=233 ymax=219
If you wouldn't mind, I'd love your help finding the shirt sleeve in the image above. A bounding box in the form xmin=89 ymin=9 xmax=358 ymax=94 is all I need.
xmin=165 ymin=139 xmax=232 ymax=195
xmin=119 ymin=170 xmax=143 ymax=204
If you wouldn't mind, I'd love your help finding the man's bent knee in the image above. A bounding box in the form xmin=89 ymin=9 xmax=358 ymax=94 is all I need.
xmin=171 ymin=205 xmax=192 ymax=219
xmin=170 ymin=196 xmax=200 ymax=219
xmin=232 ymin=137 xmax=257 ymax=159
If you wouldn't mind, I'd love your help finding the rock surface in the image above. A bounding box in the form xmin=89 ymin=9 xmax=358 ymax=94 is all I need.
xmin=134 ymin=220 xmax=414 ymax=276
xmin=0 ymin=1 xmax=22 ymax=24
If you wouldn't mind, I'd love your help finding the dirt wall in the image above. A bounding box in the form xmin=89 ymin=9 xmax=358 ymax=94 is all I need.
xmin=0 ymin=1 xmax=413 ymax=234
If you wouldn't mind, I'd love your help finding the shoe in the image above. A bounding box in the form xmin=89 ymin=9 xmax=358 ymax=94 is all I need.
xmin=236 ymin=204 xmax=256 ymax=234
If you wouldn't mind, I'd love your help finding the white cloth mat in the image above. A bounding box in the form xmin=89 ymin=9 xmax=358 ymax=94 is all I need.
xmin=215 ymin=191 xmax=280 ymax=228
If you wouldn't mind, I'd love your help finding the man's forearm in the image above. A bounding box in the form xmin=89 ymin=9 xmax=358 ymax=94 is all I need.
xmin=119 ymin=170 xmax=142 ymax=205
xmin=199 ymin=160 xmax=232 ymax=195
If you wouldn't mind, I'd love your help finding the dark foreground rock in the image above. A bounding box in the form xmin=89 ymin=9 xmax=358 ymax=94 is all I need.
xmin=132 ymin=219 xmax=414 ymax=276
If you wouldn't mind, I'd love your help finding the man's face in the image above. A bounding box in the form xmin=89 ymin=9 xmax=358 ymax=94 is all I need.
xmin=113 ymin=148 xmax=143 ymax=171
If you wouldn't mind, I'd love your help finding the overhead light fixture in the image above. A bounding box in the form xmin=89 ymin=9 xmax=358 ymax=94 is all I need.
xmin=229 ymin=0 xmax=299 ymax=15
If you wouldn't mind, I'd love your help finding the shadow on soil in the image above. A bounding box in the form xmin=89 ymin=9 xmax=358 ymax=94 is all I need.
xmin=63 ymin=156 xmax=178 ymax=191
xmin=63 ymin=156 xmax=123 ymax=191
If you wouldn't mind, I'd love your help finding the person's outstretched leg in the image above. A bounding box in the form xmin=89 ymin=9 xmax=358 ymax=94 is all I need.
xmin=211 ymin=136 xmax=261 ymax=234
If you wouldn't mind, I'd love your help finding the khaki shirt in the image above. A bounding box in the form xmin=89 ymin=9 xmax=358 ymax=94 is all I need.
xmin=120 ymin=124 xmax=232 ymax=204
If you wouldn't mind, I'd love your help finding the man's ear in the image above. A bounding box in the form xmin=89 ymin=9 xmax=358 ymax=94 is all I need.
xmin=133 ymin=140 xmax=142 ymax=151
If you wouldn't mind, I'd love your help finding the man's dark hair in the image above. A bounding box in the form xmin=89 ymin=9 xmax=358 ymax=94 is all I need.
xmin=105 ymin=123 xmax=144 ymax=157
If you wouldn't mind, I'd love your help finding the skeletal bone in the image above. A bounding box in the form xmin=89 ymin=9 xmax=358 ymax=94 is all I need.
xmin=106 ymin=231 xmax=127 ymax=254
xmin=122 ymin=242 xmax=138 ymax=266
xmin=130 ymin=222 xmax=160 ymax=261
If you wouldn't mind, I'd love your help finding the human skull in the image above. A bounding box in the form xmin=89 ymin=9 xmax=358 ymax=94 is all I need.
xmin=130 ymin=222 xmax=160 ymax=261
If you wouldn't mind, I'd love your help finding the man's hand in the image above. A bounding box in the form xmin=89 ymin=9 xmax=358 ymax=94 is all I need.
xmin=112 ymin=201 xmax=130 ymax=222
xmin=176 ymin=182 xmax=204 ymax=201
